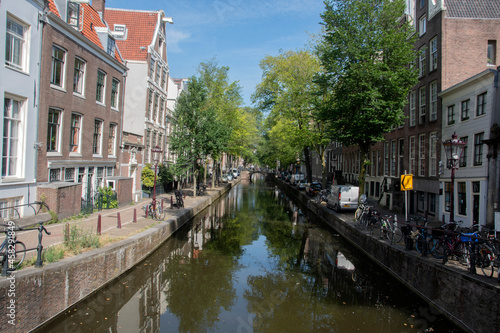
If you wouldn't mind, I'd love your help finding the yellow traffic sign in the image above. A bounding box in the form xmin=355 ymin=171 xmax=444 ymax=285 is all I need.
xmin=401 ymin=174 xmax=413 ymax=191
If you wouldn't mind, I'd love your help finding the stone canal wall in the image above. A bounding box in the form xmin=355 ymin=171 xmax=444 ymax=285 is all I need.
xmin=0 ymin=184 xmax=233 ymax=333
xmin=277 ymin=181 xmax=500 ymax=333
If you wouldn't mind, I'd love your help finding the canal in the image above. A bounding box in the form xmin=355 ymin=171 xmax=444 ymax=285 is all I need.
xmin=35 ymin=177 xmax=464 ymax=332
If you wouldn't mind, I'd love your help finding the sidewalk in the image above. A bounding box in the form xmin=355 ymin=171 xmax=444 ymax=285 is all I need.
xmin=3 ymin=186 xmax=226 ymax=262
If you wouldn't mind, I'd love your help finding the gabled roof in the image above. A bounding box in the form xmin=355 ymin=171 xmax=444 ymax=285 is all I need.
xmin=46 ymin=0 xmax=123 ymax=63
xmin=445 ymin=0 xmax=500 ymax=18
xmin=105 ymin=8 xmax=160 ymax=61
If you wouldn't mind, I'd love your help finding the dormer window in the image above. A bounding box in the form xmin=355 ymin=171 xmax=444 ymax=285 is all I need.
xmin=113 ymin=24 xmax=127 ymax=40
xmin=107 ymin=37 xmax=116 ymax=58
xmin=67 ymin=2 xmax=80 ymax=30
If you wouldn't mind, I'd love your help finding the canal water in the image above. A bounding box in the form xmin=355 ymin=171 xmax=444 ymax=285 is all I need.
xmin=35 ymin=177 xmax=464 ymax=333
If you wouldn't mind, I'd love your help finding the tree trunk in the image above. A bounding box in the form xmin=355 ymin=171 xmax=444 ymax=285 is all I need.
xmin=303 ymin=146 xmax=313 ymax=183
xmin=321 ymin=148 xmax=328 ymax=190
xmin=358 ymin=143 xmax=370 ymax=203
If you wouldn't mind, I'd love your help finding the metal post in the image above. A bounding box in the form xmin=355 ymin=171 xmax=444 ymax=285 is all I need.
xmin=35 ymin=223 xmax=45 ymax=268
xmin=97 ymin=214 xmax=102 ymax=235
xmin=133 ymin=208 xmax=137 ymax=223
xmin=450 ymin=166 xmax=456 ymax=223
xmin=117 ymin=212 xmax=121 ymax=229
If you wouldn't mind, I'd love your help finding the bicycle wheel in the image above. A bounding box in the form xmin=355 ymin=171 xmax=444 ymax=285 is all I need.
xmin=391 ymin=228 xmax=403 ymax=243
xmin=478 ymin=246 xmax=494 ymax=277
xmin=431 ymin=237 xmax=448 ymax=259
xmin=456 ymin=242 xmax=470 ymax=266
xmin=380 ymin=222 xmax=389 ymax=239
xmin=354 ymin=208 xmax=362 ymax=223
xmin=8 ymin=241 xmax=26 ymax=271
xmin=154 ymin=207 xmax=165 ymax=221
xmin=415 ymin=235 xmax=426 ymax=253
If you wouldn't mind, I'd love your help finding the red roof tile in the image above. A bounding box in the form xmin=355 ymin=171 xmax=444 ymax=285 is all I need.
xmin=46 ymin=0 xmax=123 ymax=64
xmin=105 ymin=9 xmax=160 ymax=61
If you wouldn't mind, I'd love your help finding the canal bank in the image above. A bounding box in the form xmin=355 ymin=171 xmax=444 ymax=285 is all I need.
xmin=276 ymin=180 xmax=500 ymax=333
xmin=0 ymin=181 xmax=238 ymax=333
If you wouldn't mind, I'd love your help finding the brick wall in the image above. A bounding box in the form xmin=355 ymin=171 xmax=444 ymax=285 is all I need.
xmin=37 ymin=183 xmax=82 ymax=219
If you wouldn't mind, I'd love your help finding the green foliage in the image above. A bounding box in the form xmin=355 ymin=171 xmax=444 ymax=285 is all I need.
xmin=42 ymin=245 xmax=65 ymax=263
xmin=97 ymin=186 xmax=118 ymax=209
xmin=64 ymin=224 xmax=101 ymax=254
xmin=141 ymin=163 xmax=155 ymax=188
xmin=158 ymin=164 xmax=174 ymax=184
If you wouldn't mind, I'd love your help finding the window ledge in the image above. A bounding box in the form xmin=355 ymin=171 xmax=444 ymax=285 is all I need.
xmin=50 ymin=84 xmax=66 ymax=93
xmin=69 ymin=152 xmax=82 ymax=157
xmin=96 ymin=101 xmax=106 ymax=107
xmin=5 ymin=65 xmax=29 ymax=76
xmin=73 ymin=92 xmax=86 ymax=99
xmin=47 ymin=152 xmax=63 ymax=157
xmin=111 ymin=107 xmax=120 ymax=112
xmin=93 ymin=154 xmax=103 ymax=158
xmin=0 ymin=177 xmax=26 ymax=183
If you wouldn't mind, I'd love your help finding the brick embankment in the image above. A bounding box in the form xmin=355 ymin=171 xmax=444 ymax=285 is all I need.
xmin=0 ymin=181 xmax=236 ymax=333
xmin=277 ymin=180 xmax=500 ymax=333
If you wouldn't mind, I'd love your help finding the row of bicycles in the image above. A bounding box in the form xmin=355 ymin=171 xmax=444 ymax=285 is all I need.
xmin=354 ymin=197 xmax=500 ymax=280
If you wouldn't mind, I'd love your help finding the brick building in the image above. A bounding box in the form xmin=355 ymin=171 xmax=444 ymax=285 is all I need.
xmin=37 ymin=0 xmax=129 ymax=217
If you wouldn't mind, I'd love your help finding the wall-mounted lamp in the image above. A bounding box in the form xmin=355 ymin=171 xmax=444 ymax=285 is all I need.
xmin=162 ymin=17 xmax=174 ymax=24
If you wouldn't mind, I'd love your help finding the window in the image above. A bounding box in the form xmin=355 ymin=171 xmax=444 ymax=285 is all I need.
xmin=430 ymin=37 xmax=438 ymax=71
xmin=429 ymin=81 xmax=437 ymax=121
xmin=111 ymin=78 xmax=119 ymax=109
xmin=67 ymin=2 xmax=80 ymax=29
xmin=93 ymin=119 xmax=103 ymax=155
xmin=65 ymin=168 xmax=75 ymax=182
xmin=150 ymin=57 xmax=155 ymax=78
xmin=429 ymin=132 xmax=437 ymax=176
xmin=153 ymin=93 xmax=159 ymax=123
xmin=5 ymin=15 xmax=28 ymax=71
xmin=458 ymin=182 xmax=466 ymax=215
xmin=444 ymin=182 xmax=451 ymax=212
xmin=474 ymin=132 xmax=484 ymax=166
xmin=409 ymin=136 xmax=415 ymax=174
xmin=2 ymin=97 xmax=24 ymax=177
xmin=461 ymin=99 xmax=470 ymax=121
xmin=390 ymin=140 xmax=396 ymax=176
xmin=418 ymin=134 xmax=425 ymax=177
xmin=162 ymin=68 xmax=167 ymax=89
xmin=459 ymin=136 xmax=468 ymax=167
xmin=156 ymin=64 xmax=161 ymax=83
xmin=476 ymin=92 xmax=487 ymax=116
xmin=447 ymin=105 xmax=455 ymax=125
xmin=78 ymin=167 xmax=85 ymax=183
xmin=419 ymin=46 xmax=426 ymax=77
xmin=70 ymin=113 xmax=81 ymax=153
xmin=159 ymin=98 xmax=165 ymax=127
xmin=419 ymin=15 xmax=426 ymax=36
xmin=108 ymin=123 xmax=117 ymax=156
xmin=487 ymin=40 xmax=496 ymax=65
xmin=51 ymin=45 xmax=66 ymax=86
xmin=428 ymin=193 xmax=436 ymax=214
xmin=419 ymin=86 xmax=426 ymax=124
xmin=107 ymin=38 xmax=116 ymax=58
xmin=420 ymin=0 xmax=425 ymax=9
xmin=96 ymin=70 xmax=106 ymax=103
xmin=417 ymin=191 xmax=425 ymax=212
xmin=145 ymin=129 xmax=151 ymax=162
xmin=0 ymin=197 xmax=22 ymax=219
xmin=409 ymin=91 xmax=416 ymax=126
xmin=384 ymin=142 xmax=389 ymax=176
xmin=398 ymin=139 xmax=404 ymax=176
xmin=47 ymin=108 xmax=61 ymax=152
xmin=146 ymin=89 xmax=153 ymax=120
xmin=73 ymin=57 xmax=86 ymax=94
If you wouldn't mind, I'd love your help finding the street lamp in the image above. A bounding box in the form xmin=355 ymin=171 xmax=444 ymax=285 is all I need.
xmin=442 ymin=132 xmax=466 ymax=223
xmin=151 ymin=145 xmax=163 ymax=212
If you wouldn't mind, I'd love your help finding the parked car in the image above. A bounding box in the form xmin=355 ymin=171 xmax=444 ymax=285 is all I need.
xmin=232 ymin=168 xmax=238 ymax=179
xmin=227 ymin=173 xmax=233 ymax=181
xmin=290 ymin=173 xmax=305 ymax=186
xmin=326 ymin=185 xmax=359 ymax=212
xmin=307 ymin=182 xmax=322 ymax=197
xmin=297 ymin=179 xmax=308 ymax=190
xmin=221 ymin=174 xmax=228 ymax=183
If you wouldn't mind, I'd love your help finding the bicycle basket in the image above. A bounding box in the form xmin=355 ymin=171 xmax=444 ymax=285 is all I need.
xmin=460 ymin=232 xmax=479 ymax=243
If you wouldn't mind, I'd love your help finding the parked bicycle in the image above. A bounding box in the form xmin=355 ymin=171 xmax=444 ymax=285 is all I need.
xmin=143 ymin=201 xmax=166 ymax=221
xmin=0 ymin=221 xmax=26 ymax=271
xmin=196 ymin=184 xmax=207 ymax=196
xmin=475 ymin=229 xmax=500 ymax=278
xmin=380 ymin=214 xmax=403 ymax=244
xmin=409 ymin=216 xmax=431 ymax=255
xmin=430 ymin=221 xmax=469 ymax=265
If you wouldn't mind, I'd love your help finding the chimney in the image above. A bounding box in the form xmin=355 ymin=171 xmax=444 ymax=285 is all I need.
xmin=92 ymin=0 xmax=105 ymax=20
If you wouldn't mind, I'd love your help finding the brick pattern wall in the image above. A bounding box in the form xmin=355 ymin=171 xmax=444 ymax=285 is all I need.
xmin=37 ymin=183 xmax=82 ymax=219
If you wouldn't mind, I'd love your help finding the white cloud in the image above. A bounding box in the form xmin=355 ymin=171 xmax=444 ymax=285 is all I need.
xmin=166 ymin=29 xmax=191 ymax=53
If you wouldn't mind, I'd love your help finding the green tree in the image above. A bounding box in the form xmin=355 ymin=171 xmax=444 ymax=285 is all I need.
xmin=316 ymin=0 xmax=418 ymax=197
xmin=253 ymin=50 xmax=330 ymax=184
xmin=141 ymin=164 xmax=155 ymax=189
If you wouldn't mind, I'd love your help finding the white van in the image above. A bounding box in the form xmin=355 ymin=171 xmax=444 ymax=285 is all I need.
xmin=326 ymin=185 xmax=359 ymax=212
xmin=291 ymin=173 xmax=305 ymax=186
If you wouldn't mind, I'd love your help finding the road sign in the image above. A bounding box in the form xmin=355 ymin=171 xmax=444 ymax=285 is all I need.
xmin=401 ymin=174 xmax=413 ymax=191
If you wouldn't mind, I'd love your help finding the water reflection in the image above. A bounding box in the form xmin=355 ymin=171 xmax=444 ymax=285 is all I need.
xmin=36 ymin=179 xmax=464 ymax=333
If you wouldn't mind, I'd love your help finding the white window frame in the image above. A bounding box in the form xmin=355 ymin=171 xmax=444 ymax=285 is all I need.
xmin=5 ymin=15 xmax=29 ymax=72
xmin=429 ymin=81 xmax=437 ymax=121
xmin=93 ymin=119 xmax=103 ymax=156
xmin=51 ymin=45 xmax=66 ymax=88
xmin=2 ymin=96 xmax=25 ymax=178
xmin=419 ymin=46 xmax=426 ymax=77
xmin=419 ymin=15 xmax=426 ymax=37
xmin=70 ymin=113 xmax=82 ymax=154
xmin=110 ymin=78 xmax=120 ymax=110
xmin=430 ymin=37 xmax=438 ymax=71
xmin=419 ymin=86 xmax=426 ymax=124
xmin=96 ymin=69 xmax=106 ymax=104
xmin=409 ymin=136 xmax=415 ymax=175
xmin=409 ymin=90 xmax=416 ymax=126
xmin=47 ymin=107 xmax=62 ymax=153
xmin=73 ymin=57 xmax=86 ymax=95
xmin=108 ymin=123 xmax=117 ymax=156
xmin=419 ymin=134 xmax=425 ymax=177
xmin=429 ymin=132 xmax=437 ymax=176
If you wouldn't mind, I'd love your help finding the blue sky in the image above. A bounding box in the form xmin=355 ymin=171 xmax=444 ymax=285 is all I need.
xmin=106 ymin=0 xmax=326 ymax=107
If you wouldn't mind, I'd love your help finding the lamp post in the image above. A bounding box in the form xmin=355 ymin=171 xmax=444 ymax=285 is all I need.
xmin=442 ymin=133 xmax=466 ymax=223
xmin=151 ymin=145 xmax=163 ymax=211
